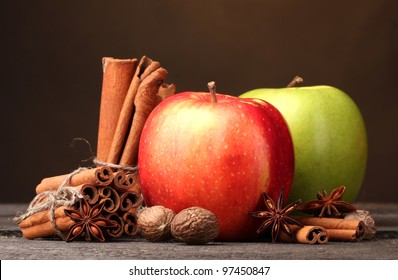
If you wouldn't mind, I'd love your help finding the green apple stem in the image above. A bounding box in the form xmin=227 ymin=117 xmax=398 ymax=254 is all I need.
xmin=286 ymin=76 xmax=304 ymax=87
xmin=207 ymin=81 xmax=218 ymax=103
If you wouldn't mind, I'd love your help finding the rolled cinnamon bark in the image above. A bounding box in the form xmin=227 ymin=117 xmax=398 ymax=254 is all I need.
xmin=112 ymin=172 xmax=140 ymax=194
xmin=122 ymin=212 xmax=139 ymax=236
xmin=18 ymin=206 xmax=74 ymax=239
xmin=98 ymin=186 xmax=121 ymax=213
xmin=294 ymin=216 xmax=364 ymax=231
xmin=278 ymin=225 xmax=329 ymax=244
xmin=105 ymin=212 xmax=124 ymax=238
xmin=112 ymin=170 xmax=128 ymax=192
xmin=101 ymin=56 xmax=174 ymax=167
xmin=327 ymin=229 xmax=362 ymax=242
xmin=344 ymin=210 xmax=376 ymax=240
xmin=79 ymin=184 xmax=100 ymax=205
xmin=106 ymin=56 xmax=160 ymax=164
xmin=112 ymin=170 xmax=134 ymax=192
xmin=107 ymin=56 xmax=160 ymax=164
xmin=294 ymin=216 xmax=365 ymax=241
xmin=119 ymin=67 xmax=168 ymax=166
xmin=35 ymin=166 xmax=113 ymax=194
xmin=97 ymin=57 xmax=137 ymax=162
xmin=317 ymin=230 xmax=329 ymax=244
xmin=120 ymin=191 xmax=143 ymax=212
xmin=126 ymin=172 xmax=141 ymax=193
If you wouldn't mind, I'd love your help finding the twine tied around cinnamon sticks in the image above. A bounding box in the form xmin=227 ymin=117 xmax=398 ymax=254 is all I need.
xmin=93 ymin=158 xmax=138 ymax=172
xmin=70 ymin=137 xmax=139 ymax=172
xmin=14 ymin=168 xmax=87 ymax=239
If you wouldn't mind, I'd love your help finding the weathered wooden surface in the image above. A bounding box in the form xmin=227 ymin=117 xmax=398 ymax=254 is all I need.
xmin=1 ymin=203 xmax=397 ymax=260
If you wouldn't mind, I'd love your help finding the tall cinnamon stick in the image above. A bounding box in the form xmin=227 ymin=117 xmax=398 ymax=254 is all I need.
xmin=97 ymin=58 xmax=137 ymax=161
xmin=106 ymin=56 xmax=161 ymax=164
xmin=119 ymin=67 xmax=168 ymax=166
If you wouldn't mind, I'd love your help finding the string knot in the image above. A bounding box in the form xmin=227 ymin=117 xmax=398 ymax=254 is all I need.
xmin=13 ymin=167 xmax=88 ymax=239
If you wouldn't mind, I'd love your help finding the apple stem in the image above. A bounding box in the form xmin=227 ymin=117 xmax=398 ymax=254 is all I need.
xmin=287 ymin=76 xmax=304 ymax=87
xmin=207 ymin=81 xmax=218 ymax=103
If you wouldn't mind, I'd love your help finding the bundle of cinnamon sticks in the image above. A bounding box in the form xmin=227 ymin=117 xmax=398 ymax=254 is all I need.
xmin=97 ymin=56 xmax=175 ymax=167
xmin=19 ymin=167 xmax=142 ymax=239
xmin=16 ymin=56 xmax=176 ymax=241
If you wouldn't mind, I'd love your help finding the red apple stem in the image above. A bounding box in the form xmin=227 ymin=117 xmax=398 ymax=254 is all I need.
xmin=286 ymin=76 xmax=304 ymax=87
xmin=207 ymin=81 xmax=218 ymax=103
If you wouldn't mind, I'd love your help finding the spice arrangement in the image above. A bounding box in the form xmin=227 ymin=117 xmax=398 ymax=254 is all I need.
xmin=15 ymin=56 xmax=376 ymax=246
xmin=17 ymin=167 xmax=142 ymax=241
xmin=248 ymin=186 xmax=373 ymax=244
xmin=15 ymin=56 xmax=175 ymax=242
xmin=136 ymin=186 xmax=373 ymax=245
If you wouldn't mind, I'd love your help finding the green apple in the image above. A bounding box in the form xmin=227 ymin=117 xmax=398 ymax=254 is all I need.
xmin=240 ymin=85 xmax=367 ymax=203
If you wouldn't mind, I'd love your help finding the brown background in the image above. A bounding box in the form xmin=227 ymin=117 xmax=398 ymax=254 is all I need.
xmin=1 ymin=0 xmax=397 ymax=203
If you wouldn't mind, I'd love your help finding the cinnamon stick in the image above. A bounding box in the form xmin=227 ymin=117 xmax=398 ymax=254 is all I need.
xmin=125 ymin=172 xmax=141 ymax=193
xmin=106 ymin=57 xmax=160 ymax=164
xmin=122 ymin=212 xmax=139 ymax=236
xmin=326 ymin=229 xmax=362 ymax=242
xmin=278 ymin=225 xmax=329 ymax=244
xmin=119 ymin=67 xmax=168 ymax=166
xmin=97 ymin=57 xmax=138 ymax=161
xmin=98 ymin=186 xmax=121 ymax=213
xmin=18 ymin=206 xmax=74 ymax=239
xmin=35 ymin=166 xmax=113 ymax=194
xmin=344 ymin=210 xmax=376 ymax=240
xmin=294 ymin=216 xmax=365 ymax=241
xmin=79 ymin=184 xmax=100 ymax=205
xmin=112 ymin=170 xmax=138 ymax=193
xmin=105 ymin=212 xmax=124 ymax=238
xmin=119 ymin=191 xmax=143 ymax=212
xmin=294 ymin=216 xmax=364 ymax=231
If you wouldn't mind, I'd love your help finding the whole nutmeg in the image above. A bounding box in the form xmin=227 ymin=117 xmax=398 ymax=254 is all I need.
xmin=137 ymin=205 xmax=176 ymax=242
xmin=171 ymin=206 xmax=219 ymax=245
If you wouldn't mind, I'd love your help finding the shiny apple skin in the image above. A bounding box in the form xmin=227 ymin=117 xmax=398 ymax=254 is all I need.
xmin=241 ymin=86 xmax=367 ymax=203
xmin=138 ymin=91 xmax=294 ymax=241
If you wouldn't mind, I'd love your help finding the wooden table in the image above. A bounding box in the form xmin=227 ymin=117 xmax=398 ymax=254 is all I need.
xmin=1 ymin=203 xmax=397 ymax=260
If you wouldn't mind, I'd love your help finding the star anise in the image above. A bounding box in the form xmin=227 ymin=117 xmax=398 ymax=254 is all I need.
xmin=64 ymin=199 xmax=117 ymax=242
xmin=248 ymin=190 xmax=303 ymax=243
xmin=297 ymin=186 xmax=357 ymax=218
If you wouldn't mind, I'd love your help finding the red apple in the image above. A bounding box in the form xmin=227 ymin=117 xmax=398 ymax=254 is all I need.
xmin=138 ymin=82 xmax=294 ymax=241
